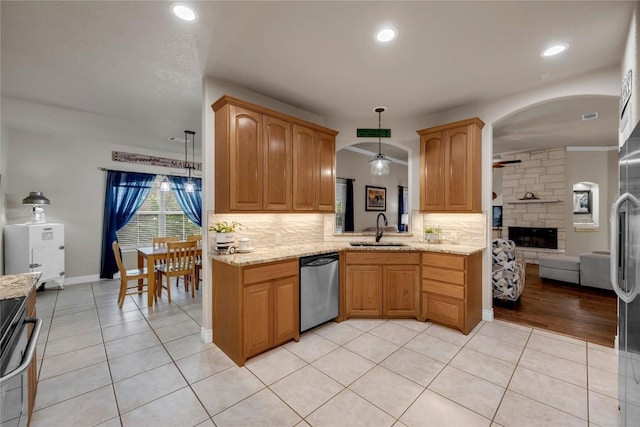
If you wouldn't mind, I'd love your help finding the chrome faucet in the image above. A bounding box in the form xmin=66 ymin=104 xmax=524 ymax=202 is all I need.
xmin=376 ymin=213 xmax=388 ymax=242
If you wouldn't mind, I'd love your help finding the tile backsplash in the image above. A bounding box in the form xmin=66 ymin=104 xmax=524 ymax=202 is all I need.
xmin=209 ymin=211 xmax=487 ymax=249
xmin=208 ymin=212 xmax=325 ymax=249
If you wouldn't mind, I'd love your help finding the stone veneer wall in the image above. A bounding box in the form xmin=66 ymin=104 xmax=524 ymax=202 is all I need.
xmin=500 ymin=148 xmax=566 ymax=263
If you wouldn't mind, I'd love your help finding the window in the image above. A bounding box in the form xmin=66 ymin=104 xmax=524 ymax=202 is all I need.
xmin=335 ymin=180 xmax=347 ymax=232
xmin=116 ymin=177 xmax=201 ymax=249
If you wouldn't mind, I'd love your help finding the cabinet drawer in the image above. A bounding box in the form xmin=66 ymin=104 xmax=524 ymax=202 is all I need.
xmin=422 ymin=266 xmax=465 ymax=285
xmin=422 ymin=280 xmax=464 ymax=299
xmin=422 ymin=252 xmax=465 ymax=270
xmin=244 ymin=260 xmax=298 ymax=285
xmin=346 ymin=252 xmax=420 ymax=265
xmin=422 ymin=293 xmax=463 ymax=329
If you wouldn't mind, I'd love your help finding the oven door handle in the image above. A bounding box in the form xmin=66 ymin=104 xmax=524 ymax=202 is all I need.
xmin=0 ymin=317 xmax=42 ymax=385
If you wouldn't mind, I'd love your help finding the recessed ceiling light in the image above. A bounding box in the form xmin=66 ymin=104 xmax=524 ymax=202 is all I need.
xmin=172 ymin=3 xmax=197 ymax=22
xmin=376 ymin=27 xmax=397 ymax=43
xmin=541 ymin=43 xmax=569 ymax=57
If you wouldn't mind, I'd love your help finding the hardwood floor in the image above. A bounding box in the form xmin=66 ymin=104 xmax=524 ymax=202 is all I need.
xmin=493 ymin=264 xmax=617 ymax=347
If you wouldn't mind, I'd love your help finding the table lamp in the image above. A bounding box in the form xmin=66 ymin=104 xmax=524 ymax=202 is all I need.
xmin=23 ymin=191 xmax=50 ymax=223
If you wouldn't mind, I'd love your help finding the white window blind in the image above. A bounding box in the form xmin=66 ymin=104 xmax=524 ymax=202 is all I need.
xmin=335 ymin=180 xmax=347 ymax=232
xmin=116 ymin=177 xmax=201 ymax=250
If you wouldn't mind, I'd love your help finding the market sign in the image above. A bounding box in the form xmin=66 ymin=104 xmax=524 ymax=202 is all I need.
xmin=357 ymin=128 xmax=391 ymax=138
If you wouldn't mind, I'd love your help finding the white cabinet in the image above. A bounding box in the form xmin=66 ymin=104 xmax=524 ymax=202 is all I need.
xmin=4 ymin=223 xmax=65 ymax=289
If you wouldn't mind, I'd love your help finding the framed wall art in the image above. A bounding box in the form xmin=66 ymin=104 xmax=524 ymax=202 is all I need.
xmin=573 ymin=190 xmax=591 ymax=214
xmin=365 ymin=185 xmax=386 ymax=211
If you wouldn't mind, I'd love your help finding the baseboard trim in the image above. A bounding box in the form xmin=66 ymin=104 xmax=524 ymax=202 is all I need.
xmin=482 ymin=308 xmax=494 ymax=322
xmin=60 ymin=274 xmax=102 ymax=286
xmin=201 ymin=327 xmax=213 ymax=343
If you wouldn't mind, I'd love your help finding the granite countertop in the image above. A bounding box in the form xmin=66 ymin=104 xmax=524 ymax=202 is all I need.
xmin=0 ymin=273 xmax=41 ymax=300
xmin=211 ymin=241 xmax=484 ymax=267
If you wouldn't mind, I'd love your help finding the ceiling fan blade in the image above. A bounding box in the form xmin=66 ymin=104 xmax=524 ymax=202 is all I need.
xmin=496 ymin=159 xmax=522 ymax=165
xmin=492 ymin=163 xmax=505 ymax=168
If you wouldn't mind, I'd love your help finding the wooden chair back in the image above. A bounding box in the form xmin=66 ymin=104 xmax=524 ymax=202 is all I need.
xmin=112 ymin=241 xmax=128 ymax=279
xmin=166 ymin=240 xmax=197 ymax=276
xmin=152 ymin=236 xmax=179 ymax=267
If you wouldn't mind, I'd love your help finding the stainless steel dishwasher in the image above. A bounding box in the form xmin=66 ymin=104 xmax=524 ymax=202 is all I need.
xmin=299 ymin=252 xmax=339 ymax=333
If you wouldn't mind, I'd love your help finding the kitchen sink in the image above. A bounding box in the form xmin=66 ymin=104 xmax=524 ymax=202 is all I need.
xmin=349 ymin=242 xmax=408 ymax=247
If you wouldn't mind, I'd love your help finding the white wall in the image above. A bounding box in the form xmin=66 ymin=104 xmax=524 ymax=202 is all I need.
xmin=1 ymin=99 xmax=201 ymax=281
xmin=620 ymin=3 xmax=640 ymax=143
xmin=336 ymin=148 xmax=408 ymax=231
xmin=565 ymin=149 xmax=618 ymax=254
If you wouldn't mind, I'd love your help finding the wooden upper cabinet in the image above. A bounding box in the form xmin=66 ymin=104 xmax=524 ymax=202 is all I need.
xmin=420 ymin=132 xmax=445 ymax=211
xmin=417 ymin=118 xmax=484 ymax=213
xmin=292 ymin=124 xmax=317 ymax=211
xmin=316 ymin=131 xmax=336 ymax=212
xmin=213 ymin=95 xmax=338 ymax=213
xmin=263 ymin=115 xmax=292 ymax=210
xmin=229 ymin=106 xmax=263 ymax=210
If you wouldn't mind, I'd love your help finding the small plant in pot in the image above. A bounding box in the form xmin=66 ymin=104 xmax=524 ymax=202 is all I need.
xmin=424 ymin=225 xmax=443 ymax=243
xmin=209 ymin=221 xmax=244 ymax=250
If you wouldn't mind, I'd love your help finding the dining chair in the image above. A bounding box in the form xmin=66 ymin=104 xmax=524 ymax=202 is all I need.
xmin=112 ymin=241 xmax=153 ymax=307
xmin=186 ymin=234 xmax=203 ymax=290
xmin=152 ymin=236 xmax=179 ymax=288
xmin=157 ymin=240 xmax=198 ymax=302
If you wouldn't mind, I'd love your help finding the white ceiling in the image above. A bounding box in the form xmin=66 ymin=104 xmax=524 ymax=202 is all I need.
xmin=1 ymin=1 xmax=633 ymax=155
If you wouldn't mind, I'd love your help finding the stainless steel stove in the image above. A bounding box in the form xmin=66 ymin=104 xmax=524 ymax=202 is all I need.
xmin=1 ymin=295 xmax=41 ymax=427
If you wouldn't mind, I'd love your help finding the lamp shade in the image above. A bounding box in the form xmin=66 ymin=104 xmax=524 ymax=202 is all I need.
xmin=22 ymin=191 xmax=50 ymax=205
xmin=369 ymin=155 xmax=391 ymax=176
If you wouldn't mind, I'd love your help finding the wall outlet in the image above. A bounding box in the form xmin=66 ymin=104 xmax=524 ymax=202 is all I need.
xmin=275 ymin=233 xmax=282 ymax=245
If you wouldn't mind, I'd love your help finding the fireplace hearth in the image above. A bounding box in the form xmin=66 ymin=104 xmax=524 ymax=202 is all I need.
xmin=508 ymin=227 xmax=558 ymax=249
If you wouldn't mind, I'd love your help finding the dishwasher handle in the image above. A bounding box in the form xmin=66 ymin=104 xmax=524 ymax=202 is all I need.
xmin=300 ymin=252 xmax=339 ymax=268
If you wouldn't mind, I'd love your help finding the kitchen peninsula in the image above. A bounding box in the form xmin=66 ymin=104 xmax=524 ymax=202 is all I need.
xmin=211 ymin=242 xmax=483 ymax=366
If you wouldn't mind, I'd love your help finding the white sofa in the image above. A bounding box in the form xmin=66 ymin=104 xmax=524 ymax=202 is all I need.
xmin=579 ymin=251 xmax=612 ymax=290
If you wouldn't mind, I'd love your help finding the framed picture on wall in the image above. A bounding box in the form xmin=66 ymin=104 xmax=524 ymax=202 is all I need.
xmin=365 ymin=185 xmax=386 ymax=211
xmin=573 ymin=190 xmax=591 ymax=214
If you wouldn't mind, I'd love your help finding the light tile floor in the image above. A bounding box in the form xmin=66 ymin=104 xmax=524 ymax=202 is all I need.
xmin=29 ymin=280 xmax=622 ymax=427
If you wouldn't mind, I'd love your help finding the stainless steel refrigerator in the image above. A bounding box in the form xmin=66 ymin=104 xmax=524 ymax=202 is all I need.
xmin=612 ymin=125 xmax=640 ymax=425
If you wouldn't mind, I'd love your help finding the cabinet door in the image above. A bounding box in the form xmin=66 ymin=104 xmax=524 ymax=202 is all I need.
xmin=316 ymin=131 xmax=335 ymax=212
xmin=229 ymin=106 xmax=263 ymax=210
xmin=383 ymin=266 xmax=420 ymax=317
xmin=273 ymin=276 xmax=299 ymax=346
xmin=420 ymin=132 xmax=445 ymax=211
xmin=263 ymin=116 xmax=292 ymax=210
xmin=422 ymin=293 xmax=464 ymax=331
xmin=243 ymin=282 xmax=273 ymax=358
xmin=292 ymin=124 xmax=317 ymax=210
xmin=346 ymin=265 xmax=382 ymax=316
xmin=444 ymin=125 xmax=474 ymax=211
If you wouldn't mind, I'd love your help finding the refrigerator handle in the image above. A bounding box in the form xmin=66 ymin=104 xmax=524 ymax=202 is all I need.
xmin=610 ymin=192 xmax=640 ymax=303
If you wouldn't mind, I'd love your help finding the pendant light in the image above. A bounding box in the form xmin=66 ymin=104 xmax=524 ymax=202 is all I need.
xmin=160 ymin=176 xmax=171 ymax=192
xmin=369 ymin=106 xmax=391 ymax=176
xmin=184 ymin=130 xmax=196 ymax=193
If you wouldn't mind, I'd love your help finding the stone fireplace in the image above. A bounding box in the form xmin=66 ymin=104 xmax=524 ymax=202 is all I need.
xmin=508 ymin=226 xmax=558 ymax=250
xmin=499 ymin=148 xmax=566 ymax=263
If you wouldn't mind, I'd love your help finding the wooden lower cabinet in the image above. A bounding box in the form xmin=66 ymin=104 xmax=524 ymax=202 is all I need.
xmin=27 ymin=289 xmax=37 ymax=424
xmin=213 ymin=259 xmax=299 ymax=366
xmin=421 ymin=251 xmax=482 ymax=334
xmin=345 ymin=252 xmax=420 ymax=319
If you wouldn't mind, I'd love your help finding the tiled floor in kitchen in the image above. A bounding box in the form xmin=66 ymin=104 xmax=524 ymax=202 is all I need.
xmin=30 ymin=280 xmax=621 ymax=427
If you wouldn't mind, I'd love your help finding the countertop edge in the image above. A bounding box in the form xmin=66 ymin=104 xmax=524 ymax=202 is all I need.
xmin=0 ymin=272 xmax=41 ymax=300
xmin=211 ymin=243 xmax=485 ymax=267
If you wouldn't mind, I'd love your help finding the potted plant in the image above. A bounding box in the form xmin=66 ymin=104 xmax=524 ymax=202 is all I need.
xmin=209 ymin=221 xmax=244 ymax=250
xmin=424 ymin=225 xmax=442 ymax=243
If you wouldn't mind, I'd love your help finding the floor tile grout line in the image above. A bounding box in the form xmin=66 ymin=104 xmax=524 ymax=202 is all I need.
xmin=487 ymin=325 xmax=533 ymax=423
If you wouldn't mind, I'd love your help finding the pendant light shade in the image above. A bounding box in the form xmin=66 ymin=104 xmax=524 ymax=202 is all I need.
xmin=22 ymin=191 xmax=50 ymax=205
xmin=160 ymin=176 xmax=171 ymax=192
xmin=369 ymin=106 xmax=391 ymax=176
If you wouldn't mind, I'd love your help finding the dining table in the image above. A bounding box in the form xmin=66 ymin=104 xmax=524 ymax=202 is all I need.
xmin=136 ymin=244 xmax=202 ymax=306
